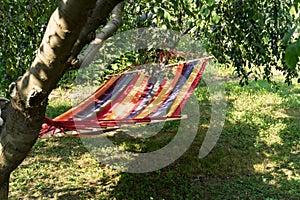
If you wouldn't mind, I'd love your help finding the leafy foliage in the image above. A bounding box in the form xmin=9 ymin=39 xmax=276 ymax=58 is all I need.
xmin=0 ymin=0 xmax=59 ymax=95
xmin=283 ymin=0 xmax=300 ymax=83
xmin=123 ymin=0 xmax=299 ymax=84
xmin=75 ymin=49 xmax=183 ymax=88
xmin=0 ymin=0 xmax=299 ymax=94
xmin=200 ymin=0 xmax=296 ymax=84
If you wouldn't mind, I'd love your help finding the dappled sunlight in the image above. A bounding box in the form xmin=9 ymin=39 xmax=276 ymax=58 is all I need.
xmin=9 ymin=80 xmax=300 ymax=199
xmin=257 ymin=123 xmax=285 ymax=147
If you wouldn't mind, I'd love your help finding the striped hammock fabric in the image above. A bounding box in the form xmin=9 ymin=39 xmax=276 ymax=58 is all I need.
xmin=40 ymin=57 xmax=211 ymax=138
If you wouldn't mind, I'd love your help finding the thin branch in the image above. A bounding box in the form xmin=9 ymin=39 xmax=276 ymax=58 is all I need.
xmin=73 ymin=1 xmax=125 ymax=69
xmin=70 ymin=0 xmax=124 ymax=60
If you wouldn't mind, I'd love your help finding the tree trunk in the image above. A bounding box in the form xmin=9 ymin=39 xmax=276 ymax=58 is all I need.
xmin=0 ymin=0 xmax=98 ymax=198
xmin=0 ymin=0 xmax=123 ymax=198
xmin=0 ymin=174 xmax=9 ymax=200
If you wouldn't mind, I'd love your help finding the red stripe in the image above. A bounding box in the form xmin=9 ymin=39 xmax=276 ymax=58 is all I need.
xmin=54 ymin=75 xmax=121 ymax=121
xmin=53 ymin=115 xmax=182 ymax=129
xmin=137 ymin=65 xmax=184 ymax=118
xmin=96 ymin=72 xmax=141 ymax=119
xmin=122 ymin=76 xmax=150 ymax=118
xmin=172 ymin=60 xmax=208 ymax=116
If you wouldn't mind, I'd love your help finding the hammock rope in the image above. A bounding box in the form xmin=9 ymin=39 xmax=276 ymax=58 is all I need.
xmin=40 ymin=56 xmax=212 ymax=138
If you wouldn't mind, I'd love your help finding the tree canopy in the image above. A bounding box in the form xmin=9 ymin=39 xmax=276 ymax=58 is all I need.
xmin=1 ymin=0 xmax=299 ymax=93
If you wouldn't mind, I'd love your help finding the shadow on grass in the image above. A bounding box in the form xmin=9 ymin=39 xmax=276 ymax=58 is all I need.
xmin=109 ymin=81 xmax=299 ymax=199
xmin=10 ymin=80 xmax=299 ymax=199
xmin=45 ymin=104 xmax=72 ymax=119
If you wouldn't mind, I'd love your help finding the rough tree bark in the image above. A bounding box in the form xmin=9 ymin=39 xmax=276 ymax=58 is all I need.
xmin=0 ymin=0 xmax=123 ymax=199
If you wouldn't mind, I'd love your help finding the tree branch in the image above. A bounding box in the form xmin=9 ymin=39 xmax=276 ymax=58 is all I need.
xmin=16 ymin=0 xmax=98 ymax=102
xmin=70 ymin=0 xmax=124 ymax=62
xmin=73 ymin=1 xmax=125 ymax=69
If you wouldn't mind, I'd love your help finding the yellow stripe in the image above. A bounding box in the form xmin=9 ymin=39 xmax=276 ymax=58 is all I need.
xmin=136 ymin=66 xmax=183 ymax=118
xmin=54 ymin=75 xmax=120 ymax=121
xmin=105 ymin=73 xmax=147 ymax=120
xmin=167 ymin=61 xmax=204 ymax=116
xmin=136 ymin=81 xmax=172 ymax=118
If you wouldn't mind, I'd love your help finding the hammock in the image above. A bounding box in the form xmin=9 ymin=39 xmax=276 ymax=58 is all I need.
xmin=40 ymin=57 xmax=211 ymax=138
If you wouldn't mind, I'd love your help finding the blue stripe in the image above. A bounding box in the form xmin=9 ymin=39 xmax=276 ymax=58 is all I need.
xmin=128 ymin=71 xmax=165 ymax=118
xmin=74 ymin=73 xmax=136 ymax=119
xmin=150 ymin=61 xmax=197 ymax=117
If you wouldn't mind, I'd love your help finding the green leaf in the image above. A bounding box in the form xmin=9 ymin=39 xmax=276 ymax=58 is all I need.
xmin=200 ymin=6 xmax=211 ymax=18
xmin=282 ymin=27 xmax=296 ymax=46
xmin=111 ymin=64 xmax=119 ymax=71
xmin=206 ymin=0 xmax=215 ymax=7
xmin=157 ymin=8 xmax=164 ymax=18
xmin=290 ymin=5 xmax=297 ymax=16
xmin=164 ymin=10 xmax=171 ymax=22
xmin=285 ymin=42 xmax=300 ymax=70
xmin=294 ymin=0 xmax=300 ymax=13
xmin=211 ymin=10 xmax=220 ymax=24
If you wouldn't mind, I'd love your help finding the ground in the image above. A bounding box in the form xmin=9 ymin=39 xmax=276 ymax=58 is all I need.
xmin=9 ymin=67 xmax=300 ymax=199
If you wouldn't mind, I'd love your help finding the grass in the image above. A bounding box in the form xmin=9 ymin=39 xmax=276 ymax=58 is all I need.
xmin=9 ymin=69 xmax=300 ymax=199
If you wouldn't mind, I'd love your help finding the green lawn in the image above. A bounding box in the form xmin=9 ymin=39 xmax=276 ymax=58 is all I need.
xmin=9 ymin=73 xmax=300 ymax=199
